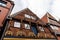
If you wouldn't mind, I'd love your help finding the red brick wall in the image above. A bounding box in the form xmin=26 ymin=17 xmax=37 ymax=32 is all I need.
xmin=0 ymin=0 xmax=14 ymax=27
xmin=57 ymin=36 xmax=60 ymax=40
xmin=41 ymin=14 xmax=48 ymax=23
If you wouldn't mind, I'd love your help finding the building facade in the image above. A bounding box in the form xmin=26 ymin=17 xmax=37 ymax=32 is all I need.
xmin=4 ymin=8 xmax=57 ymax=40
xmin=0 ymin=0 xmax=14 ymax=40
xmin=41 ymin=12 xmax=60 ymax=40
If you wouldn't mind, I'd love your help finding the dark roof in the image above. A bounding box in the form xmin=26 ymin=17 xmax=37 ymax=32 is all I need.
xmin=46 ymin=12 xmax=56 ymax=19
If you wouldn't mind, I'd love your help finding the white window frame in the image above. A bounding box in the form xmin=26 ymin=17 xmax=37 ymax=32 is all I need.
xmin=25 ymin=14 xmax=30 ymax=18
xmin=25 ymin=24 xmax=30 ymax=29
xmin=39 ymin=26 xmax=44 ymax=31
xmin=14 ymin=22 xmax=20 ymax=28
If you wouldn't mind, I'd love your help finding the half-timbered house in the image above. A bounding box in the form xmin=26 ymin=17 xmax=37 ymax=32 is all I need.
xmin=4 ymin=8 xmax=57 ymax=40
xmin=41 ymin=12 xmax=60 ymax=40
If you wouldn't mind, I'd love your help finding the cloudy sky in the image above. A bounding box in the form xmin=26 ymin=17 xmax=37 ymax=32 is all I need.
xmin=11 ymin=0 xmax=60 ymax=20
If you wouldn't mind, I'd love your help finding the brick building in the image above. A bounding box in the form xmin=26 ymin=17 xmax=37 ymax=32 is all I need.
xmin=41 ymin=12 xmax=60 ymax=40
xmin=4 ymin=8 xmax=57 ymax=40
xmin=0 ymin=0 xmax=14 ymax=40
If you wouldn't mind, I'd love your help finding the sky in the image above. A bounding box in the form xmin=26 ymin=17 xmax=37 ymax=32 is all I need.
xmin=11 ymin=0 xmax=60 ymax=20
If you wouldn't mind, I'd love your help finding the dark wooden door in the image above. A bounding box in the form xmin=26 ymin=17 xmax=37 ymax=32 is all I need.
xmin=31 ymin=25 xmax=38 ymax=35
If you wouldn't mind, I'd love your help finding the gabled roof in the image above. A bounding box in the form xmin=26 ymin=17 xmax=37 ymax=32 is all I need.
xmin=46 ymin=12 xmax=56 ymax=19
xmin=11 ymin=8 xmax=39 ymax=19
xmin=41 ymin=12 xmax=60 ymax=27
xmin=36 ymin=19 xmax=46 ymax=25
xmin=41 ymin=12 xmax=56 ymax=23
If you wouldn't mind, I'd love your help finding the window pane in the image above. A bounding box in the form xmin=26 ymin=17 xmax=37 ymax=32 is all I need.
xmin=25 ymin=14 xmax=30 ymax=18
xmin=14 ymin=22 xmax=20 ymax=28
xmin=0 ymin=1 xmax=7 ymax=7
xmin=25 ymin=24 xmax=30 ymax=29
xmin=31 ymin=16 xmax=36 ymax=20
xmin=39 ymin=27 xmax=44 ymax=31
xmin=0 ymin=2 xmax=6 ymax=7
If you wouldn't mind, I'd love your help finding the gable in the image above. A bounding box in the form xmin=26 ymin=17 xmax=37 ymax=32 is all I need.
xmin=47 ymin=12 xmax=55 ymax=19
xmin=11 ymin=8 xmax=39 ymax=20
xmin=41 ymin=13 xmax=48 ymax=23
xmin=37 ymin=19 xmax=46 ymax=25
xmin=41 ymin=12 xmax=60 ymax=26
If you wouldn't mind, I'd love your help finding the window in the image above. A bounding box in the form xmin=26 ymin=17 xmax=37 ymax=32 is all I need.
xmin=14 ymin=22 xmax=20 ymax=28
xmin=25 ymin=14 xmax=36 ymax=20
xmin=31 ymin=16 xmax=36 ymax=20
xmin=25 ymin=14 xmax=30 ymax=18
xmin=0 ymin=1 xmax=7 ymax=7
xmin=50 ymin=25 xmax=58 ymax=30
xmin=39 ymin=27 xmax=44 ymax=31
xmin=25 ymin=24 xmax=30 ymax=29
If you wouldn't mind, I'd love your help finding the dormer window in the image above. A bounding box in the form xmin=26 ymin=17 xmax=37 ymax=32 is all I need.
xmin=25 ymin=24 xmax=30 ymax=29
xmin=25 ymin=14 xmax=30 ymax=18
xmin=39 ymin=26 xmax=44 ymax=31
xmin=14 ymin=22 xmax=20 ymax=28
xmin=0 ymin=1 xmax=7 ymax=7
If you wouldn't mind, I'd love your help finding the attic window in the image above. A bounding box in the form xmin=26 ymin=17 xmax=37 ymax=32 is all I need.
xmin=25 ymin=14 xmax=36 ymax=20
xmin=14 ymin=22 xmax=20 ymax=28
xmin=0 ymin=1 xmax=7 ymax=7
xmin=25 ymin=24 xmax=30 ymax=29
xmin=31 ymin=16 xmax=36 ymax=20
xmin=50 ymin=25 xmax=58 ymax=30
xmin=39 ymin=27 xmax=44 ymax=31
xmin=25 ymin=14 xmax=30 ymax=18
